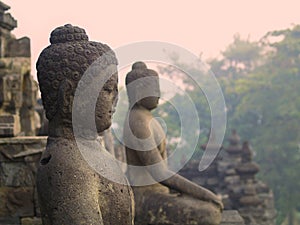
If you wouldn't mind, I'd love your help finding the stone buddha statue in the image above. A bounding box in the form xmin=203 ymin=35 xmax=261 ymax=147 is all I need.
xmin=36 ymin=24 xmax=134 ymax=225
xmin=123 ymin=61 xmax=223 ymax=225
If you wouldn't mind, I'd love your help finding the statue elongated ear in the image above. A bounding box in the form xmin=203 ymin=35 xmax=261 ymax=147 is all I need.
xmin=135 ymin=88 xmax=145 ymax=105
xmin=57 ymin=79 xmax=74 ymax=123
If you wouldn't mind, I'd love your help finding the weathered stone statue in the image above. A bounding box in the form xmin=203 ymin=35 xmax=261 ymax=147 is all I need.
xmin=124 ymin=61 xmax=223 ymax=225
xmin=36 ymin=24 xmax=134 ymax=225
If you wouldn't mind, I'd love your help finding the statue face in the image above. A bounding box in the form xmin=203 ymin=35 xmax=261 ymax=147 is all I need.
xmin=139 ymin=96 xmax=159 ymax=110
xmin=95 ymin=73 xmax=118 ymax=133
xmin=137 ymin=78 xmax=160 ymax=110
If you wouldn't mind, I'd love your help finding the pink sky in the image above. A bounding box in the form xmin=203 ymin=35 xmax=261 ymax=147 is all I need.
xmin=4 ymin=0 xmax=300 ymax=75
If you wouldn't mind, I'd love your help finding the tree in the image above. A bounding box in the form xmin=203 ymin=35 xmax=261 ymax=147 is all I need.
xmin=210 ymin=34 xmax=263 ymax=79
xmin=232 ymin=25 xmax=300 ymax=224
xmin=159 ymin=26 xmax=300 ymax=224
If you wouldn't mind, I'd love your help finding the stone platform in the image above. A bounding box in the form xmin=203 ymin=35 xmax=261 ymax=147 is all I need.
xmin=0 ymin=136 xmax=46 ymax=225
xmin=221 ymin=210 xmax=245 ymax=225
xmin=0 ymin=136 xmax=246 ymax=225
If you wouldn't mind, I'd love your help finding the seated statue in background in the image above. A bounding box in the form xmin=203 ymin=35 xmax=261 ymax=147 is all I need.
xmin=124 ymin=62 xmax=223 ymax=225
xmin=36 ymin=24 xmax=134 ymax=225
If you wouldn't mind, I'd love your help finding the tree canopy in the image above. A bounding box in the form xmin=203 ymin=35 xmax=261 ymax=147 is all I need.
xmin=157 ymin=25 xmax=300 ymax=224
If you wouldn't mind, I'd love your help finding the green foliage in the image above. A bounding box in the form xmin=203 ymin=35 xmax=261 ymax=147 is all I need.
xmin=232 ymin=26 xmax=300 ymax=224
xmin=210 ymin=34 xmax=263 ymax=78
xmin=156 ymin=64 xmax=212 ymax=164
xmin=158 ymin=25 xmax=300 ymax=224
xmin=111 ymin=25 xmax=300 ymax=224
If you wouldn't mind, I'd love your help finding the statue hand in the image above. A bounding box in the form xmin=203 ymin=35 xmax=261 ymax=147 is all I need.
xmin=210 ymin=197 xmax=224 ymax=212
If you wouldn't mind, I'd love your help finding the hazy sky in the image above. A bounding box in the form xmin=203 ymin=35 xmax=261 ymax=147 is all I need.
xmin=4 ymin=0 xmax=300 ymax=75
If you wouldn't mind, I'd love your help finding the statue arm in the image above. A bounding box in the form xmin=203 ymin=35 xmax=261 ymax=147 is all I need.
xmin=132 ymin=119 xmax=223 ymax=209
xmin=136 ymin=148 xmax=222 ymax=209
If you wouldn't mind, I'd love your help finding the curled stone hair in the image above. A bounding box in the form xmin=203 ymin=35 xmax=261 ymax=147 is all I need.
xmin=125 ymin=62 xmax=158 ymax=85
xmin=36 ymin=24 xmax=118 ymax=123
xmin=125 ymin=62 xmax=159 ymax=104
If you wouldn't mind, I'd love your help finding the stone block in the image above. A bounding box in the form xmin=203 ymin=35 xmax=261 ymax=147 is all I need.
xmin=255 ymin=181 xmax=270 ymax=193
xmin=0 ymin=187 xmax=34 ymax=217
xmin=220 ymin=210 xmax=245 ymax=225
xmin=24 ymin=155 xmax=41 ymax=178
xmin=0 ymin=162 xmax=34 ymax=187
xmin=224 ymin=175 xmax=240 ymax=185
xmin=1 ymin=57 xmax=31 ymax=75
xmin=6 ymin=37 xmax=31 ymax=58
xmin=0 ymin=217 xmax=20 ymax=225
xmin=0 ymin=137 xmax=47 ymax=146
xmin=21 ymin=217 xmax=42 ymax=225
xmin=217 ymin=161 xmax=231 ymax=171
xmin=225 ymin=168 xmax=236 ymax=175
xmin=0 ymin=137 xmax=46 ymax=162
xmin=239 ymin=196 xmax=262 ymax=206
xmin=0 ymin=115 xmax=21 ymax=137
xmin=0 ymin=143 xmax=24 ymax=162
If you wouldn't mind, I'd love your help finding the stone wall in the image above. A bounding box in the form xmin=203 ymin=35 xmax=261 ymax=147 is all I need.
xmin=0 ymin=136 xmax=46 ymax=225
xmin=0 ymin=1 xmax=38 ymax=138
xmin=179 ymin=130 xmax=277 ymax=225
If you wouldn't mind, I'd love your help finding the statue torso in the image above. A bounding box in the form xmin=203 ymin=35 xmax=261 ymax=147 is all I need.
xmin=124 ymin=107 xmax=168 ymax=193
xmin=37 ymin=137 xmax=134 ymax=225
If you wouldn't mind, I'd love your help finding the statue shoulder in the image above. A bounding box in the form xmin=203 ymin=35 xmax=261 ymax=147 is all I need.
xmin=128 ymin=108 xmax=152 ymax=124
xmin=125 ymin=108 xmax=153 ymax=139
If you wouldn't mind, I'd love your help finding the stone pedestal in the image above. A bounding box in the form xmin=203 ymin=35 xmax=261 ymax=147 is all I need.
xmin=133 ymin=189 xmax=222 ymax=225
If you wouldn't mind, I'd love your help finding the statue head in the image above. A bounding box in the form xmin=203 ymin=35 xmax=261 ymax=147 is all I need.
xmin=36 ymin=24 xmax=118 ymax=136
xmin=125 ymin=62 xmax=160 ymax=110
